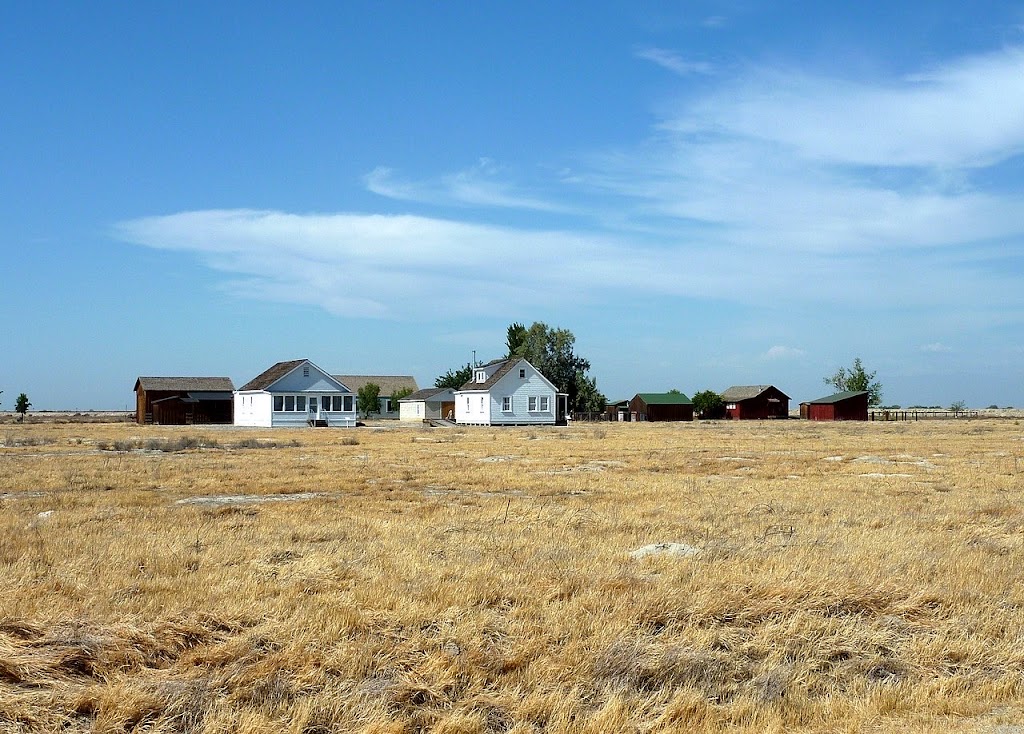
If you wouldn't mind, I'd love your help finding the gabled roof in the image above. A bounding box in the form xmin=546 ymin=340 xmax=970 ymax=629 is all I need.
xmin=458 ymin=359 xmax=516 ymax=391
xmin=634 ymin=392 xmax=693 ymax=405
xmin=239 ymin=360 xmax=307 ymax=391
xmin=401 ymin=387 xmax=454 ymax=402
xmin=135 ymin=377 xmax=234 ymax=392
xmin=333 ymin=375 xmax=419 ymax=395
xmin=805 ymin=390 xmax=868 ymax=405
xmin=458 ymin=358 xmax=559 ymax=394
xmin=721 ymin=385 xmax=791 ymax=401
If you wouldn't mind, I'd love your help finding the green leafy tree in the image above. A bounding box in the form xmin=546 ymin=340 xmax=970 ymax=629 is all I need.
xmin=574 ymin=374 xmax=607 ymax=413
xmin=434 ymin=363 xmax=473 ymax=389
xmin=825 ymin=357 xmax=883 ymax=406
xmin=15 ymin=393 xmax=30 ymax=422
xmin=508 ymin=321 xmax=605 ymax=412
xmin=692 ymin=390 xmax=725 ymax=419
xmin=505 ymin=322 xmax=527 ymax=357
xmin=356 ymin=383 xmax=381 ymax=418
xmin=390 ymin=387 xmax=414 ymax=411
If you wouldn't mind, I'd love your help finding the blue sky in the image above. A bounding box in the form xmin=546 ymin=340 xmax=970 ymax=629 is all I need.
xmin=3 ymin=2 xmax=1024 ymax=410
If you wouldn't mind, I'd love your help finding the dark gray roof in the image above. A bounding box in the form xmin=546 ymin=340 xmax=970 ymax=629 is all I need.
xmin=721 ymin=385 xmax=791 ymax=401
xmin=333 ymin=375 xmax=419 ymax=395
xmin=238 ymin=360 xmax=306 ymax=391
xmin=805 ymin=390 xmax=868 ymax=405
xmin=401 ymin=387 xmax=453 ymax=402
xmin=135 ymin=377 xmax=234 ymax=392
xmin=458 ymin=359 xmax=517 ymax=391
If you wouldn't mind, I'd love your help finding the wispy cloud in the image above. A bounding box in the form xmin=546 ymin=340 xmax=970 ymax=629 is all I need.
xmin=636 ymin=47 xmax=714 ymax=76
xmin=116 ymin=46 xmax=1024 ymax=327
xmin=365 ymin=159 xmax=567 ymax=212
xmin=762 ymin=346 xmax=806 ymax=361
xmin=674 ymin=47 xmax=1024 ymax=168
xmin=920 ymin=342 xmax=953 ymax=353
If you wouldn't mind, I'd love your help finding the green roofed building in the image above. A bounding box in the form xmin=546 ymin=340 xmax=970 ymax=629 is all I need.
xmin=628 ymin=392 xmax=694 ymax=422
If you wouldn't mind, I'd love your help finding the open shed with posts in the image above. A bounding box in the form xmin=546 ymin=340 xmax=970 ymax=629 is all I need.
xmin=134 ymin=377 xmax=234 ymax=425
xmin=800 ymin=390 xmax=869 ymax=421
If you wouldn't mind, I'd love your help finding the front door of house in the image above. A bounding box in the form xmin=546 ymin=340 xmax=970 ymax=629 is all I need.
xmin=308 ymin=395 xmax=319 ymax=423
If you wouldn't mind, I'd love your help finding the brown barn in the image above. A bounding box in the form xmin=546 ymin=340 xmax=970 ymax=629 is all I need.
xmin=134 ymin=377 xmax=234 ymax=425
xmin=721 ymin=385 xmax=790 ymax=420
xmin=628 ymin=393 xmax=694 ymax=422
xmin=606 ymin=400 xmax=630 ymax=421
xmin=800 ymin=390 xmax=869 ymax=421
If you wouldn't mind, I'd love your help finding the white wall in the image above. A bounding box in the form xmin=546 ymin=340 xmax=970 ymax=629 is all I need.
xmin=490 ymin=366 xmax=556 ymax=425
xmin=454 ymin=391 xmax=491 ymax=425
xmin=400 ymin=401 xmax=425 ymax=422
xmin=234 ymin=392 xmax=273 ymax=427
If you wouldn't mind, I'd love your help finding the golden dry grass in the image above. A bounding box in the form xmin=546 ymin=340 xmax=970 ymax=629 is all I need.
xmin=1 ymin=418 xmax=1023 ymax=733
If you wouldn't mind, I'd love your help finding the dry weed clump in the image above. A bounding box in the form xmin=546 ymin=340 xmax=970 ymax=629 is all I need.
xmin=0 ymin=419 xmax=1022 ymax=731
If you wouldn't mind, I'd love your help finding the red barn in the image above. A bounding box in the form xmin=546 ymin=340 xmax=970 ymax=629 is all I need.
xmin=628 ymin=393 xmax=694 ymax=422
xmin=800 ymin=390 xmax=869 ymax=421
xmin=721 ymin=385 xmax=790 ymax=420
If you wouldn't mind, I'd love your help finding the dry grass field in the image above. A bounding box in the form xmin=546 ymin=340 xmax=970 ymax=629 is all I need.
xmin=1 ymin=418 xmax=1023 ymax=733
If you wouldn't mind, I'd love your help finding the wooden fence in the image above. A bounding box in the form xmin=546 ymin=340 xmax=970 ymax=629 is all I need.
xmin=870 ymin=410 xmax=979 ymax=421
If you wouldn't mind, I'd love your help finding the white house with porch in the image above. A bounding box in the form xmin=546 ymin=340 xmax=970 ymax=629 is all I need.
xmin=454 ymin=358 xmax=566 ymax=426
xmin=234 ymin=359 xmax=357 ymax=427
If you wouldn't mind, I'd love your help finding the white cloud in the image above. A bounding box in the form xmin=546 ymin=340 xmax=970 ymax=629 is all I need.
xmin=365 ymin=160 xmax=566 ymax=212
xmin=635 ymin=47 xmax=714 ymax=76
xmin=762 ymin=346 xmax=806 ymax=361
xmin=115 ymin=46 xmax=1024 ymax=327
xmin=920 ymin=342 xmax=953 ymax=353
xmin=675 ymin=46 xmax=1024 ymax=168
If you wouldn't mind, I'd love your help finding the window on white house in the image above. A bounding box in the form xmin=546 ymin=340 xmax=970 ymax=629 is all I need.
xmin=284 ymin=396 xmax=295 ymax=411
xmin=475 ymin=369 xmax=486 ymax=383
xmin=519 ymin=368 xmax=526 ymax=378
xmin=322 ymin=396 xmax=330 ymax=411
xmin=480 ymin=397 xmax=485 ymax=411
xmin=540 ymin=396 xmax=550 ymax=411
xmin=274 ymin=396 xmax=284 ymax=411
xmin=296 ymin=396 xmax=306 ymax=411
xmin=528 ymin=396 xmax=537 ymax=411
xmin=466 ymin=397 xmax=471 ymax=411
xmin=343 ymin=395 xmax=354 ymax=412
xmin=503 ymin=396 xmax=512 ymax=411
xmin=303 ymin=365 xmax=310 ymax=378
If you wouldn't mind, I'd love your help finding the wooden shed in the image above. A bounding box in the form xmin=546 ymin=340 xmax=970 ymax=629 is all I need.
xmin=134 ymin=377 xmax=234 ymax=425
xmin=628 ymin=393 xmax=694 ymax=422
xmin=721 ymin=385 xmax=790 ymax=420
xmin=800 ymin=390 xmax=869 ymax=421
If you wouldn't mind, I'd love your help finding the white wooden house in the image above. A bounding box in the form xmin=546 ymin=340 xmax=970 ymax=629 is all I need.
xmin=454 ymin=358 xmax=566 ymax=426
xmin=399 ymin=387 xmax=456 ymax=422
xmin=234 ymin=359 xmax=357 ymax=427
